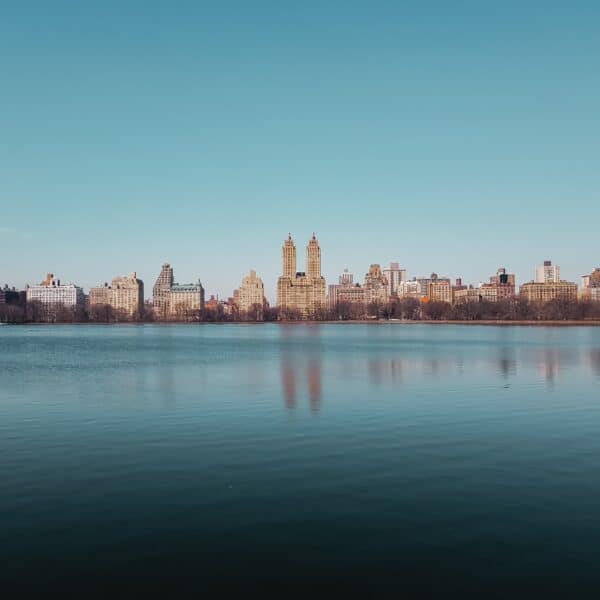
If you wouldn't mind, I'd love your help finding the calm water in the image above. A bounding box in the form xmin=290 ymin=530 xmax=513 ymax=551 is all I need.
xmin=1 ymin=324 xmax=600 ymax=593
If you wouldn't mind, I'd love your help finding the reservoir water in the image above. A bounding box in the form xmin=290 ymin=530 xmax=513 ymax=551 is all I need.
xmin=1 ymin=324 xmax=600 ymax=593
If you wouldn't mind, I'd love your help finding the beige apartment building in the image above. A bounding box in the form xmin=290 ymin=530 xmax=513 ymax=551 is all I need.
xmin=89 ymin=273 xmax=144 ymax=318
xmin=363 ymin=264 xmax=389 ymax=305
xmin=426 ymin=280 xmax=452 ymax=303
xmin=152 ymin=263 xmax=205 ymax=320
xmin=453 ymin=287 xmax=483 ymax=303
xmin=581 ymin=268 xmax=600 ymax=301
xmin=238 ymin=269 xmax=265 ymax=318
xmin=277 ymin=234 xmax=326 ymax=318
xmin=519 ymin=281 xmax=578 ymax=303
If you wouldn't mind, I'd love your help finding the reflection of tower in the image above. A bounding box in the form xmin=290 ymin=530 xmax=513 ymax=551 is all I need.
xmin=306 ymin=233 xmax=321 ymax=279
xmin=307 ymin=359 xmax=322 ymax=411
xmin=282 ymin=234 xmax=296 ymax=278
xmin=281 ymin=358 xmax=296 ymax=408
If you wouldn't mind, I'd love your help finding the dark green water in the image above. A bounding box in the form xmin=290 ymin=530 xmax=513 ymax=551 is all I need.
xmin=1 ymin=324 xmax=600 ymax=594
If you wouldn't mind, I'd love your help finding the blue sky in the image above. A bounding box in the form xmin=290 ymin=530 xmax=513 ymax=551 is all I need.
xmin=2 ymin=1 xmax=599 ymax=301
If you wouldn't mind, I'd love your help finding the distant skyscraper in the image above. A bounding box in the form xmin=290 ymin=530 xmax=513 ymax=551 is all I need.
xmin=339 ymin=269 xmax=353 ymax=285
xmin=238 ymin=269 xmax=265 ymax=318
xmin=277 ymin=234 xmax=326 ymax=318
xmin=383 ymin=262 xmax=406 ymax=296
xmin=364 ymin=264 xmax=389 ymax=304
xmin=535 ymin=260 xmax=560 ymax=283
xmin=152 ymin=263 xmax=174 ymax=315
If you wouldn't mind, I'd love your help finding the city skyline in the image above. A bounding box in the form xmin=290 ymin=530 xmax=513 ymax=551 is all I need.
xmin=2 ymin=243 xmax=598 ymax=305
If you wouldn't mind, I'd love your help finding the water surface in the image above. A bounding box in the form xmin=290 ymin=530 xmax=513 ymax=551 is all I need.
xmin=1 ymin=324 xmax=600 ymax=593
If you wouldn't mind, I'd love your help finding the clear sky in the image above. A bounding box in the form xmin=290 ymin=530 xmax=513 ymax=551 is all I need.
xmin=2 ymin=1 xmax=599 ymax=301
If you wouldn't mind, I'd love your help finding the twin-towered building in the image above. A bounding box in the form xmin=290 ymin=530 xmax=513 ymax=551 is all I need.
xmin=277 ymin=234 xmax=326 ymax=318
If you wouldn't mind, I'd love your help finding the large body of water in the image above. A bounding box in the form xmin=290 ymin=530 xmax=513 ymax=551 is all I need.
xmin=1 ymin=324 xmax=600 ymax=593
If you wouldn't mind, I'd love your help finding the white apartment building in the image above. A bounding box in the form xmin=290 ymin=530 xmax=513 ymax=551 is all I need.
xmin=383 ymin=262 xmax=407 ymax=296
xmin=535 ymin=260 xmax=560 ymax=284
xmin=26 ymin=273 xmax=84 ymax=307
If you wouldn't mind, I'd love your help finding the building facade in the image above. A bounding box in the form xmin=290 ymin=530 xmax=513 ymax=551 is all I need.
xmin=519 ymin=281 xmax=578 ymax=303
xmin=328 ymin=269 xmax=363 ymax=310
xmin=26 ymin=273 xmax=84 ymax=308
xmin=152 ymin=263 xmax=204 ymax=320
xmin=535 ymin=260 xmax=560 ymax=284
xmin=89 ymin=273 xmax=144 ymax=318
xmin=238 ymin=269 xmax=265 ymax=318
xmin=277 ymin=234 xmax=326 ymax=318
xmin=427 ymin=279 xmax=452 ymax=303
xmin=382 ymin=262 xmax=407 ymax=296
xmin=581 ymin=267 xmax=600 ymax=301
xmin=417 ymin=273 xmax=451 ymax=298
xmin=363 ymin=264 xmax=389 ymax=305
xmin=398 ymin=279 xmax=421 ymax=299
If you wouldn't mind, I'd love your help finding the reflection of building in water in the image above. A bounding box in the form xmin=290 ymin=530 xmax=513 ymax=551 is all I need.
xmin=589 ymin=349 xmax=600 ymax=377
xmin=279 ymin=326 xmax=323 ymax=410
xmin=368 ymin=359 xmax=403 ymax=385
xmin=537 ymin=349 xmax=561 ymax=385
xmin=497 ymin=347 xmax=517 ymax=378
xmin=281 ymin=357 xmax=297 ymax=409
xmin=280 ymin=355 xmax=322 ymax=410
xmin=308 ymin=360 xmax=321 ymax=411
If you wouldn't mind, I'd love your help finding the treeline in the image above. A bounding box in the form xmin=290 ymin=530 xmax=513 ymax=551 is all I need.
xmin=2 ymin=298 xmax=600 ymax=324
xmin=330 ymin=297 xmax=600 ymax=321
xmin=0 ymin=301 xmax=280 ymax=324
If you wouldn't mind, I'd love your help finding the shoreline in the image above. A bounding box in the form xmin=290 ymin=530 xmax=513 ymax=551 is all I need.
xmin=3 ymin=319 xmax=600 ymax=327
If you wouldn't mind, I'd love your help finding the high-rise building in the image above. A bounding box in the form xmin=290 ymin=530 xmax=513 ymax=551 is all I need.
xmin=383 ymin=262 xmax=407 ymax=296
xmin=238 ymin=269 xmax=265 ymax=318
xmin=535 ymin=260 xmax=560 ymax=284
xmin=364 ymin=264 xmax=389 ymax=304
xmin=152 ymin=263 xmax=174 ymax=315
xmin=339 ymin=269 xmax=353 ymax=286
xmin=581 ymin=268 xmax=600 ymax=302
xmin=152 ymin=263 xmax=204 ymax=320
xmin=277 ymin=234 xmax=326 ymax=318
xmin=89 ymin=273 xmax=144 ymax=318
xmin=26 ymin=273 xmax=84 ymax=308
xmin=0 ymin=288 xmax=5 ymax=305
